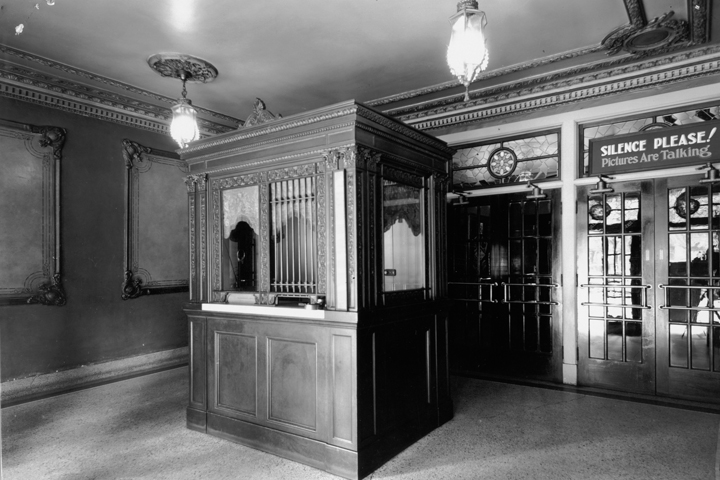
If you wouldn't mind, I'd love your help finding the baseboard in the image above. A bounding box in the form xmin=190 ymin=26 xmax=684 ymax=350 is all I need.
xmin=1 ymin=347 xmax=188 ymax=407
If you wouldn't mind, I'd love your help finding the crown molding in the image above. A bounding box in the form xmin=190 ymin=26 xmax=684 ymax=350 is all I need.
xmin=369 ymin=0 xmax=711 ymax=112
xmin=401 ymin=47 xmax=720 ymax=132
xmin=0 ymin=57 xmax=237 ymax=137
xmin=0 ymin=44 xmax=240 ymax=126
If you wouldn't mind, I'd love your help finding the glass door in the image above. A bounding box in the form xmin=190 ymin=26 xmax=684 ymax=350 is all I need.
xmin=656 ymin=176 xmax=720 ymax=403
xmin=448 ymin=190 xmax=562 ymax=382
xmin=577 ymin=181 xmax=655 ymax=394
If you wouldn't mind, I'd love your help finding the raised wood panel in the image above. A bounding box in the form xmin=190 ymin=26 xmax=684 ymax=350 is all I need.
xmin=332 ymin=334 xmax=353 ymax=444
xmin=216 ymin=332 xmax=257 ymax=416
xmin=189 ymin=317 xmax=207 ymax=408
xmin=268 ymin=337 xmax=318 ymax=431
xmin=372 ymin=317 xmax=434 ymax=437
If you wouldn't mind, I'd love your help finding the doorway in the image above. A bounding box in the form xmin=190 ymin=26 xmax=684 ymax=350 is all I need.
xmin=578 ymin=175 xmax=720 ymax=403
xmin=448 ymin=189 xmax=562 ymax=382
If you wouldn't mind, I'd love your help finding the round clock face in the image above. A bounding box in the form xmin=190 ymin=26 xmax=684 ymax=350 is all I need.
xmin=487 ymin=148 xmax=518 ymax=179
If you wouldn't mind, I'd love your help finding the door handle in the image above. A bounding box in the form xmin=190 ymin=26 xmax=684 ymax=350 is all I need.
xmin=580 ymin=284 xmax=651 ymax=309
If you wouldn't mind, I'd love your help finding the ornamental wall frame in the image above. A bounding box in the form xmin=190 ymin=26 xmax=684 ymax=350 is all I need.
xmin=122 ymin=139 xmax=189 ymax=300
xmin=0 ymin=118 xmax=66 ymax=306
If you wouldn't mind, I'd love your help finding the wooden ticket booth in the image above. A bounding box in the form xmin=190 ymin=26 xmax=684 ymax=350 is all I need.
xmin=180 ymin=100 xmax=454 ymax=479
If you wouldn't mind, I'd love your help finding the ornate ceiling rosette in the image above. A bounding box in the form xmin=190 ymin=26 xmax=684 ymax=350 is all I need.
xmin=147 ymin=53 xmax=218 ymax=83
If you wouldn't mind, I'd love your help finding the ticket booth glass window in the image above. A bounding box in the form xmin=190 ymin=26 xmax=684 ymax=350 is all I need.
xmin=383 ymin=179 xmax=425 ymax=292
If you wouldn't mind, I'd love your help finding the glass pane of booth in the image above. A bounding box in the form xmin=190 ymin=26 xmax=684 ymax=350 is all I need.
xmin=383 ymin=180 xmax=425 ymax=291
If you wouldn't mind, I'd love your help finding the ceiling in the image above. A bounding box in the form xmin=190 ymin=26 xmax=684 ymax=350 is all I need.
xmin=0 ymin=0 xmax=715 ymax=132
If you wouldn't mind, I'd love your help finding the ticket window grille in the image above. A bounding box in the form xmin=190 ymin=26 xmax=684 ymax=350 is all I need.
xmin=270 ymin=177 xmax=317 ymax=294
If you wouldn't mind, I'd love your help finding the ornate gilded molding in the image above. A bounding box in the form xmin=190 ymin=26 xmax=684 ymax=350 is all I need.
xmin=0 ymin=62 xmax=236 ymax=136
xmin=316 ymin=172 xmax=327 ymax=294
xmin=181 ymin=107 xmax=359 ymax=154
xmin=29 ymin=125 xmax=66 ymax=162
xmin=122 ymin=139 xmax=152 ymax=169
xmin=366 ymin=44 xmax=605 ymax=109
xmin=602 ymin=9 xmax=689 ymax=56
xmin=27 ymin=273 xmax=66 ymax=306
xmin=322 ymin=149 xmax=342 ymax=171
xmin=386 ymin=45 xmax=720 ymax=120
xmin=690 ymin=0 xmax=710 ymax=44
xmin=147 ymin=53 xmax=218 ymax=83
xmin=0 ymin=45 xmax=239 ymax=125
xmin=196 ymin=174 xmax=208 ymax=191
xmin=346 ymin=169 xmax=356 ymax=310
xmin=259 ymin=180 xmax=270 ymax=293
xmin=243 ymin=98 xmax=280 ymax=128
xmin=189 ymin=194 xmax=197 ymax=301
xmin=211 ymin=186 xmax=222 ymax=292
xmin=0 ymin=119 xmax=65 ymax=306
xmin=267 ymin=164 xmax=317 ymax=182
xmin=214 ymin=172 xmax=261 ymax=189
xmin=400 ymin=50 xmax=720 ymax=130
xmin=122 ymin=139 xmax=189 ymax=299
xmin=199 ymin=190 xmax=208 ymax=301
xmin=358 ymin=147 xmax=383 ymax=172
xmin=382 ymin=165 xmax=424 ymax=188
xmin=121 ymin=270 xmax=145 ymax=300
xmin=356 ymin=106 xmax=454 ymax=153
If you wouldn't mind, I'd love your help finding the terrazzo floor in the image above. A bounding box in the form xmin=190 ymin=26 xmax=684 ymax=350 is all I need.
xmin=2 ymin=367 xmax=719 ymax=479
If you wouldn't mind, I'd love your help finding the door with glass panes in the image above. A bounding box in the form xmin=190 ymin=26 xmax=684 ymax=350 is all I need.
xmin=448 ymin=190 xmax=562 ymax=382
xmin=578 ymin=176 xmax=720 ymax=403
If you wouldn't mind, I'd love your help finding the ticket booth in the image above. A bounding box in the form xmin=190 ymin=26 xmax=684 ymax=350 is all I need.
xmin=179 ymin=100 xmax=454 ymax=480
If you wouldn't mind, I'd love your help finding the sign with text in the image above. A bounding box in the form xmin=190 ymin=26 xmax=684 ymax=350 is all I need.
xmin=589 ymin=120 xmax=720 ymax=175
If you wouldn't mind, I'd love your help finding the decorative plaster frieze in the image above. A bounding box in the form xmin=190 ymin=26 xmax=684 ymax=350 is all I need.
xmin=0 ymin=44 xmax=240 ymax=125
xmin=386 ymin=46 xmax=720 ymax=120
xmin=369 ymin=1 xmax=710 ymax=111
xmin=366 ymin=44 xmax=604 ymax=108
xmin=400 ymin=52 xmax=720 ymax=131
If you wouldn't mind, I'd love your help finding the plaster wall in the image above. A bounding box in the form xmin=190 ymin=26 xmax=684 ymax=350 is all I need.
xmin=0 ymin=97 xmax=188 ymax=382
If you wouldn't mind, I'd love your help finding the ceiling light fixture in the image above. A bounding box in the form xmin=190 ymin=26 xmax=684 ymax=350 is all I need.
xmin=147 ymin=53 xmax=218 ymax=148
xmin=447 ymin=0 xmax=489 ymax=102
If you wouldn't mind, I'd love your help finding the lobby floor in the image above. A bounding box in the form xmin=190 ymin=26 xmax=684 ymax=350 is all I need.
xmin=2 ymin=367 xmax=719 ymax=479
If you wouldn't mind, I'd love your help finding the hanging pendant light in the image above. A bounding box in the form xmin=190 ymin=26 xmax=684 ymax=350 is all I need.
xmin=147 ymin=53 xmax=218 ymax=149
xmin=170 ymin=73 xmax=200 ymax=148
xmin=447 ymin=0 xmax=489 ymax=102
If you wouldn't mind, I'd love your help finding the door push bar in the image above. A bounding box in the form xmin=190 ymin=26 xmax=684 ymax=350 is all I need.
xmin=658 ymin=284 xmax=720 ymax=311
xmin=448 ymin=279 xmax=498 ymax=303
xmin=579 ymin=283 xmax=651 ymax=309
xmin=499 ymin=282 xmax=558 ymax=306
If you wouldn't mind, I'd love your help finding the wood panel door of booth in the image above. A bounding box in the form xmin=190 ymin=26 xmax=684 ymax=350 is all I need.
xmin=448 ymin=190 xmax=562 ymax=383
xmin=578 ymin=176 xmax=720 ymax=403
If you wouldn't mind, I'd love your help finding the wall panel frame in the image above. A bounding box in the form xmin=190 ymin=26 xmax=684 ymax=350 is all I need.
xmin=0 ymin=118 xmax=66 ymax=306
xmin=121 ymin=139 xmax=189 ymax=299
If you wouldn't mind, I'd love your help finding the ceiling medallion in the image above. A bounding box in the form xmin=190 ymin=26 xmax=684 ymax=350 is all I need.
xmin=147 ymin=53 xmax=218 ymax=83
xmin=148 ymin=53 xmax=218 ymax=148
xmin=487 ymin=147 xmax=517 ymax=179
